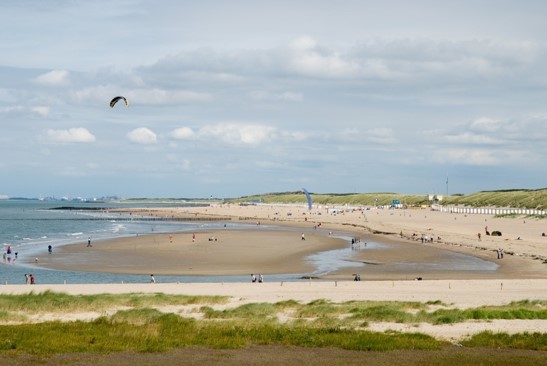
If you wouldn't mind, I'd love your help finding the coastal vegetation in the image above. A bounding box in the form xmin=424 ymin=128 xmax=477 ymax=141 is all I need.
xmin=0 ymin=292 xmax=545 ymax=364
xmin=225 ymin=188 xmax=547 ymax=210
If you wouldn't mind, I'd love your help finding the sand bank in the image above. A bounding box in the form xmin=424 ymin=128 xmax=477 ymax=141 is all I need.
xmin=37 ymin=229 xmax=346 ymax=276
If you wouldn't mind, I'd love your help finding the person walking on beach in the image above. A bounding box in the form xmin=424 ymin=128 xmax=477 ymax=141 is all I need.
xmin=30 ymin=274 xmax=35 ymax=285
xmin=192 ymin=233 xmax=196 ymax=242
xmin=48 ymin=245 xmax=52 ymax=254
xmin=150 ymin=274 xmax=155 ymax=283
xmin=258 ymin=274 xmax=263 ymax=283
xmin=251 ymin=274 xmax=257 ymax=283
xmin=24 ymin=273 xmax=30 ymax=285
xmin=87 ymin=237 xmax=92 ymax=247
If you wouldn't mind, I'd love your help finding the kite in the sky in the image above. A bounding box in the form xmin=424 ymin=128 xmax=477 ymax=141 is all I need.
xmin=109 ymin=96 xmax=129 ymax=108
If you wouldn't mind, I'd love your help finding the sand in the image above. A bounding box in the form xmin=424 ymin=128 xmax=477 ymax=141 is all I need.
xmin=38 ymin=229 xmax=345 ymax=276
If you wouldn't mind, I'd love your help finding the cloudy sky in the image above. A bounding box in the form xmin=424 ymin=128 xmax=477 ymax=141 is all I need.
xmin=1 ymin=1 xmax=547 ymax=199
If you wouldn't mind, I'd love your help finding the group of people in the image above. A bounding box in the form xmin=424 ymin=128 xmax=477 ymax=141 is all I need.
xmin=24 ymin=273 xmax=35 ymax=285
xmin=351 ymin=237 xmax=367 ymax=250
xmin=251 ymin=274 xmax=264 ymax=283
xmin=2 ymin=245 xmax=18 ymax=263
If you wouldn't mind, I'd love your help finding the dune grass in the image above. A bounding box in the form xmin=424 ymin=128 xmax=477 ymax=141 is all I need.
xmin=0 ymin=290 xmax=228 ymax=314
xmin=0 ymin=309 xmax=443 ymax=354
xmin=225 ymin=188 xmax=547 ymax=210
xmin=0 ymin=293 xmax=546 ymax=355
xmin=463 ymin=331 xmax=547 ymax=350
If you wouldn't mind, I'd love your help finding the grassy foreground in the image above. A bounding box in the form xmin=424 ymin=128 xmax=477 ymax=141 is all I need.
xmin=0 ymin=292 xmax=546 ymax=359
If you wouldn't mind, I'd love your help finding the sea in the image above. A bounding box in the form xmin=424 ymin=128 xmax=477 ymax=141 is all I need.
xmin=0 ymin=200 xmax=498 ymax=285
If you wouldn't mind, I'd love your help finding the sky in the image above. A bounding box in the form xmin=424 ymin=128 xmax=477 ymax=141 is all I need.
xmin=1 ymin=0 xmax=547 ymax=199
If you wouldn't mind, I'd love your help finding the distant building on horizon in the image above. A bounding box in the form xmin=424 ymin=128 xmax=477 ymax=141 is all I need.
xmin=427 ymin=194 xmax=443 ymax=202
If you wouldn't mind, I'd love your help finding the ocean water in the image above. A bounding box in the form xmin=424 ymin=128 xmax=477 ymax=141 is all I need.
xmin=0 ymin=200 xmax=498 ymax=285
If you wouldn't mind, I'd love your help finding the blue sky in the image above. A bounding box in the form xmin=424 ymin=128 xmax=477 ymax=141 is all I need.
xmin=1 ymin=1 xmax=547 ymax=199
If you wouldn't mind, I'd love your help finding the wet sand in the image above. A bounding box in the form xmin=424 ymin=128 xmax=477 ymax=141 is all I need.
xmin=38 ymin=229 xmax=346 ymax=276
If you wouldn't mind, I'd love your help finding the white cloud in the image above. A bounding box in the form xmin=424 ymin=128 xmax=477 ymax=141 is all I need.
xmin=443 ymin=132 xmax=503 ymax=145
xmin=31 ymin=106 xmax=50 ymax=116
xmin=129 ymin=88 xmax=212 ymax=105
xmin=127 ymin=127 xmax=157 ymax=144
xmin=440 ymin=115 xmax=547 ymax=147
xmin=290 ymin=36 xmax=317 ymax=51
xmin=250 ymin=90 xmax=303 ymax=102
xmin=198 ymin=123 xmax=276 ymax=146
xmin=349 ymin=39 xmax=541 ymax=81
xmin=431 ymin=148 xmax=501 ymax=165
xmin=469 ymin=117 xmax=503 ymax=133
xmin=366 ymin=128 xmax=397 ymax=144
xmin=170 ymin=127 xmax=194 ymax=139
xmin=334 ymin=127 xmax=396 ymax=145
xmin=279 ymin=92 xmax=304 ymax=102
xmin=34 ymin=70 xmax=70 ymax=86
xmin=430 ymin=148 xmax=535 ymax=166
xmin=286 ymin=36 xmax=359 ymax=78
xmin=45 ymin=127 xmax=96 ymax=143
xmin=282 ymin=130 xmax=315 ymax=142
xmin=0 ymin=105 xmax=24 ymax=114
xmin=142 ymin=36 xmax=544 ymax=88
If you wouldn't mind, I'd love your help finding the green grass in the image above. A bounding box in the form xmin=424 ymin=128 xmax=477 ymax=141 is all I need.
xmin=0 ymin=315 xmax=444 ymax=354
xmin=0 ymin=290 xmax=228 ymax=313
xmin=425 ymin=300 xmax=547 ymax=325
xmin=201 ymin=303 xmax=279 ymax=319
xmin=1 ymin=293 xmax=546 ymax=355
xmin=462 ymin=331 xmax=547 ymax=350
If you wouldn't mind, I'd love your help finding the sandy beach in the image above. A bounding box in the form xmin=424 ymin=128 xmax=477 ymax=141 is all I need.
xmin=34 ymin=203 xmax=545 ymax=280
